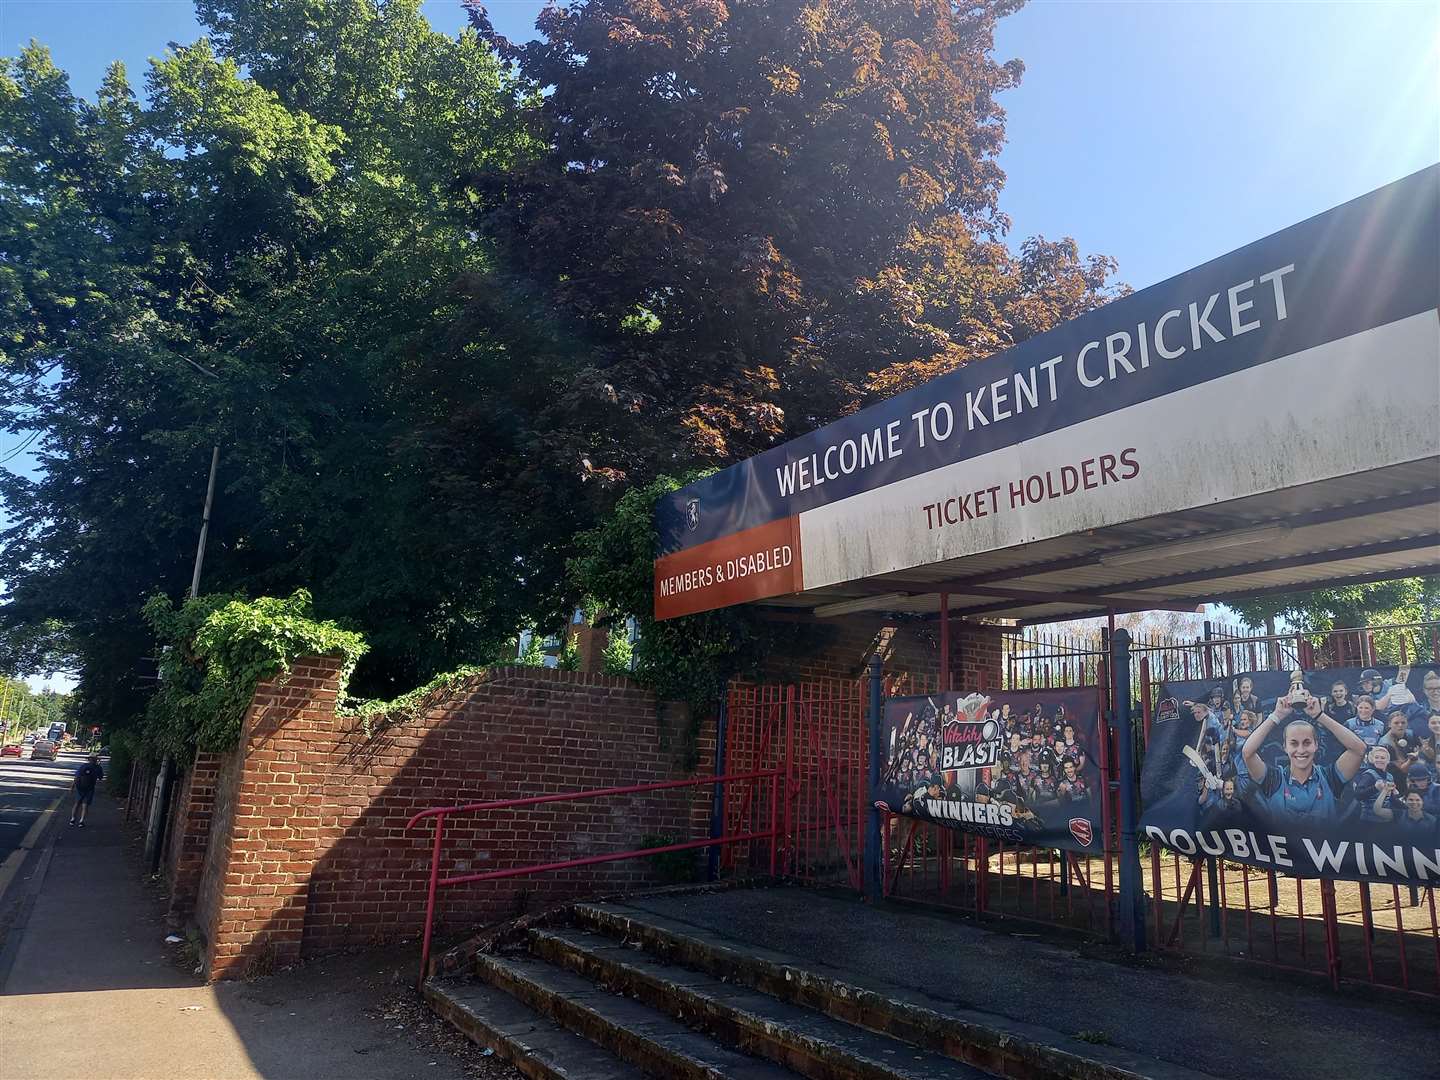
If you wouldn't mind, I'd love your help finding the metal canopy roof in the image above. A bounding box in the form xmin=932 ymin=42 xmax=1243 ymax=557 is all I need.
xmin=653 ymin=169 xmax=1440 ymax=627
xmin=754 ymin=459 xmax=1440 ymax=625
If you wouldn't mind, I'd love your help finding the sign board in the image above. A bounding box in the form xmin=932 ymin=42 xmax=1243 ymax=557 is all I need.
xmin=1141 ymin=665 xmax=1440 ymax=884
xmin=873 ymin=688 xmax=1103 ymax=852
xmin=654 ymin=166 xmax=1440 ymax=619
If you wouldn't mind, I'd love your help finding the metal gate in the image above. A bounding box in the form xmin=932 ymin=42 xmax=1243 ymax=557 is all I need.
xmin=720 ymin=679 xmax=868 ymax=888
xmin=723 ymin=619 xmax=1440 ymax=998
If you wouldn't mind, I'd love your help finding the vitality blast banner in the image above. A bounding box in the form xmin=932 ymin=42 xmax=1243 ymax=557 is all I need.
xmin=873 ymin=688 xmax=1103 ymax=852
xmin=1140 ymin=666 xmax=1440 ymax=885
xmin=654 ymin=166 xmax=1439 ymax=619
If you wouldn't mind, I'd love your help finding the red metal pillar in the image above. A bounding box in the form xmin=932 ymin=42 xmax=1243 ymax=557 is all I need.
xmin=418 ymin=815 xmax=445 ymax=988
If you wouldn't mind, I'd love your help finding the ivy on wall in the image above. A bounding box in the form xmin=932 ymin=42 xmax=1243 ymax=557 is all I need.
xmin=140 ymin=589 xmax=366 ymax=757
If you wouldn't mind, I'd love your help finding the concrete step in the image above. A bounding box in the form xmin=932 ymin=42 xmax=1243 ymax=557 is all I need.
xmin=474 ymin=950 xmax=802 ymax=1080
xmin=529 ymin=926 xmax=993 ymax=1080
xmin=571 ymin=901 xmax=1217 ymax=1080
xmin=423 ymin=978 xmax=646 ymax=1080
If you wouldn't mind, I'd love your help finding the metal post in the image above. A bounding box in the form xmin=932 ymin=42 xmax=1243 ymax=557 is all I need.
xmin=864 ymin=654 xmax=884 ymax=903
xmin=939 ymin=592 xmax=951 ymax=692
xmin=190 ymin=444 xmax=220 ymax=600
xmin=707 ymin=695 xmax=729 ymax=882
xmin=1111 ymin=629 xmax=1147 ymax=951
xmin=1207 ymin=858 xmax=1221 ymax=938
xmin=143 ymin=443 xmax=222 ymax=872
xmin=418 ymin=816 xmax=444 ymax=988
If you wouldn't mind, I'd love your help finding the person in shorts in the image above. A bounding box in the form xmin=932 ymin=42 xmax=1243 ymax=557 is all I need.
xmin=70 ymin=753 xmax=104 ymax=827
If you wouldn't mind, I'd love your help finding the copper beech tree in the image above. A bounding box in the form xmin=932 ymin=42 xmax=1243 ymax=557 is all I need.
xmin=460 ymin=0 xmax=1124 ymax=485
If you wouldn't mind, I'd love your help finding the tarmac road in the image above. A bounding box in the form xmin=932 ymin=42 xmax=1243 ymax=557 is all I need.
xmin=0 ymin=748 xmax=77 ymax=901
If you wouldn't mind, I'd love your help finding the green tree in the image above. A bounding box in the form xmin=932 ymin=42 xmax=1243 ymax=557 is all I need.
xmin=516 ymin=631 xmax=548 ymax=667
xmin=1228 ymin=578 xmax=1440 ymax=662
xmin=556 ymin=631 xmax=581 ymax=671
xmin=600 ymin=628 xmax=634 ymax=677
xmin=0 ymin=1 xmax=542 ymax=729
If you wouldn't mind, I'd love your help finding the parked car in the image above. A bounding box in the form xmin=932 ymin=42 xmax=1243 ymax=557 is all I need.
xmin=29 ymin=739 xmax=57 ymax=762
xmin=0 ymin=743 xmax=21 ymax=758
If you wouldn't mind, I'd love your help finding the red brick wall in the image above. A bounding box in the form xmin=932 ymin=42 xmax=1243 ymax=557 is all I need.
xmin=755 ymin=615 xmax=1005 ymax=689
xmin=163 ymin=752 xmax=221 ymax=923
xmin=195 ymin=736 xmax=245 ymax=969
xmin=195 ymin=660 xmax=714 ymax=979
xmin=199 ymin=662 xmax=338 ymax=979
xmin=187 ymin=619 xmax=1002 ymax=979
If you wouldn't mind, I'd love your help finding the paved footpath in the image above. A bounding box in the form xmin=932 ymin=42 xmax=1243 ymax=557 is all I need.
xmin=0 ymin=784 xmax=513 ymax=1080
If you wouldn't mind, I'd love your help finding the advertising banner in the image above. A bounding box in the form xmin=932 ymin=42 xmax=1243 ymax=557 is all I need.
xmin=873 ymin=688 xmax=1104 ymax=852
xmin=654 ymin=166 xmax=1439 ymax=619
xmin=1140 ymin=665 xmax=1440 ymax=885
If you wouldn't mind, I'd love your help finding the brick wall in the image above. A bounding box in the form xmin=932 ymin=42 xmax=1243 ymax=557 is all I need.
xmin=755 ymin=615 xmax=1005 ymax=689
xmin=194 ymin=660 xmax=713 ymax=980
xmin=194 ymin=735 xmax=245 ymax=967
xmin=184 ymin=617 xmax=1003 ymax=980
xmin=162 ymin=752 xmax=221 ymax=923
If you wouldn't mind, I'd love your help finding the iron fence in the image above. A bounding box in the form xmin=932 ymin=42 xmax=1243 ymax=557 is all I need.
xmin=728 ymin=618 xmax=1440 ymax=998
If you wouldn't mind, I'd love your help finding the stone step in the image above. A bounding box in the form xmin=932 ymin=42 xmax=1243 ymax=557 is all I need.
xmin=474 ymin=950 xmax=802 ymax=1080
xmin=571 ymin=901 xmax=1217 ymax=1080
xmin=423 ymin=978 xmax=646 ymax=1080
xmin=529 ymin=926 xmax=994 ymax=1080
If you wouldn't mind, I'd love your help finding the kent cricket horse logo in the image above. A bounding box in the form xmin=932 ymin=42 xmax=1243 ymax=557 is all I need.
xmin=685 ymin=498 xmax=700 ymax=531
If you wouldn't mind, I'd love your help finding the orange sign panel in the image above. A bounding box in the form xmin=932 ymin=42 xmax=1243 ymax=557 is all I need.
xmin=653 ymin=516 xmax=803 ymax=620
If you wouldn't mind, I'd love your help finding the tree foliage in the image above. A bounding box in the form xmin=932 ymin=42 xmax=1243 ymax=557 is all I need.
xmin=140 ymin=589 xmax=365 ymax=756
xmin=3 ymin=0 xmax=1128 ymax=725
xmin=1227 ymin=579 xmax=1440 ymax=642
xmin=0 ymin=674 xmax=69 ymax=738
xmin=464 ymin=0 xmax=1123 ymax=480
xmin=0 ymin=1 xmax=545 ymax=726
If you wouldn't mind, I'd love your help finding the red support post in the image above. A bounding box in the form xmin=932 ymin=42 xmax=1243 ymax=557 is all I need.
xmin=783 ymin=684 xmax=796 ymax=877
xmin=418 ymin=815 xmax=444 ymax=989
xmin=1320 ymin=878 xmax=1342 ymax=990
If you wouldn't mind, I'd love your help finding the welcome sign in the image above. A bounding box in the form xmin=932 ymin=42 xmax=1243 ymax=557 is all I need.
xmin=654 ymin=166 xmax=1439 ymax=618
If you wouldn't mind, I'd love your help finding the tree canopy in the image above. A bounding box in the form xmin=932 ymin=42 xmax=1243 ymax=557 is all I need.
xmin=2 ymin=0 xmax=1136 ymax=727
xmin=1 ymin=0 xmax=549 ymax=720
xmin=462 ymin=0 xmax=1123 ymax=480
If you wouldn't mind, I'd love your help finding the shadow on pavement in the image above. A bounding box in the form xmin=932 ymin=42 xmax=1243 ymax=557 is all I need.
xmin=0 ymin=786 xmax=515 ymax=1079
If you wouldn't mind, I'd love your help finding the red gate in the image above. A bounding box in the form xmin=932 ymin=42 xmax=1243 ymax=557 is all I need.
xmin=721 ymin=679 xmax=868 ymax=887
xmin=726 ymin=619 xmax=1440 ymax=999
xmin=725 ymin=668 xmax=1122 ymax=940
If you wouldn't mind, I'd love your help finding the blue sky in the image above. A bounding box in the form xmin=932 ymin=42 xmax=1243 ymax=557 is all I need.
xmin=2 ymin=1 xmax=1437 ymax=685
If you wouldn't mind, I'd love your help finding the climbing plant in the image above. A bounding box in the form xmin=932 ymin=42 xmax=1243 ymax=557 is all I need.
xmin=140 ymin=589 xmax=366 ymax=756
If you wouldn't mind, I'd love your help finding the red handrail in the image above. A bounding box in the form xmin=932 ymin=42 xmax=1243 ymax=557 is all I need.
xmin=404 ymin=767 xmax=785 ymax=984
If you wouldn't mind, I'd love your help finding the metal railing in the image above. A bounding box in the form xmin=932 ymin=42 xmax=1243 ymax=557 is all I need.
xmin=403 ymin=767 xmax=785 ymax=985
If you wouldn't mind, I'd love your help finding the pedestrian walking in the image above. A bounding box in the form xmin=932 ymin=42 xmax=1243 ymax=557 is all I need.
xmin=69 ymin=753 xmax=104 ymax=827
